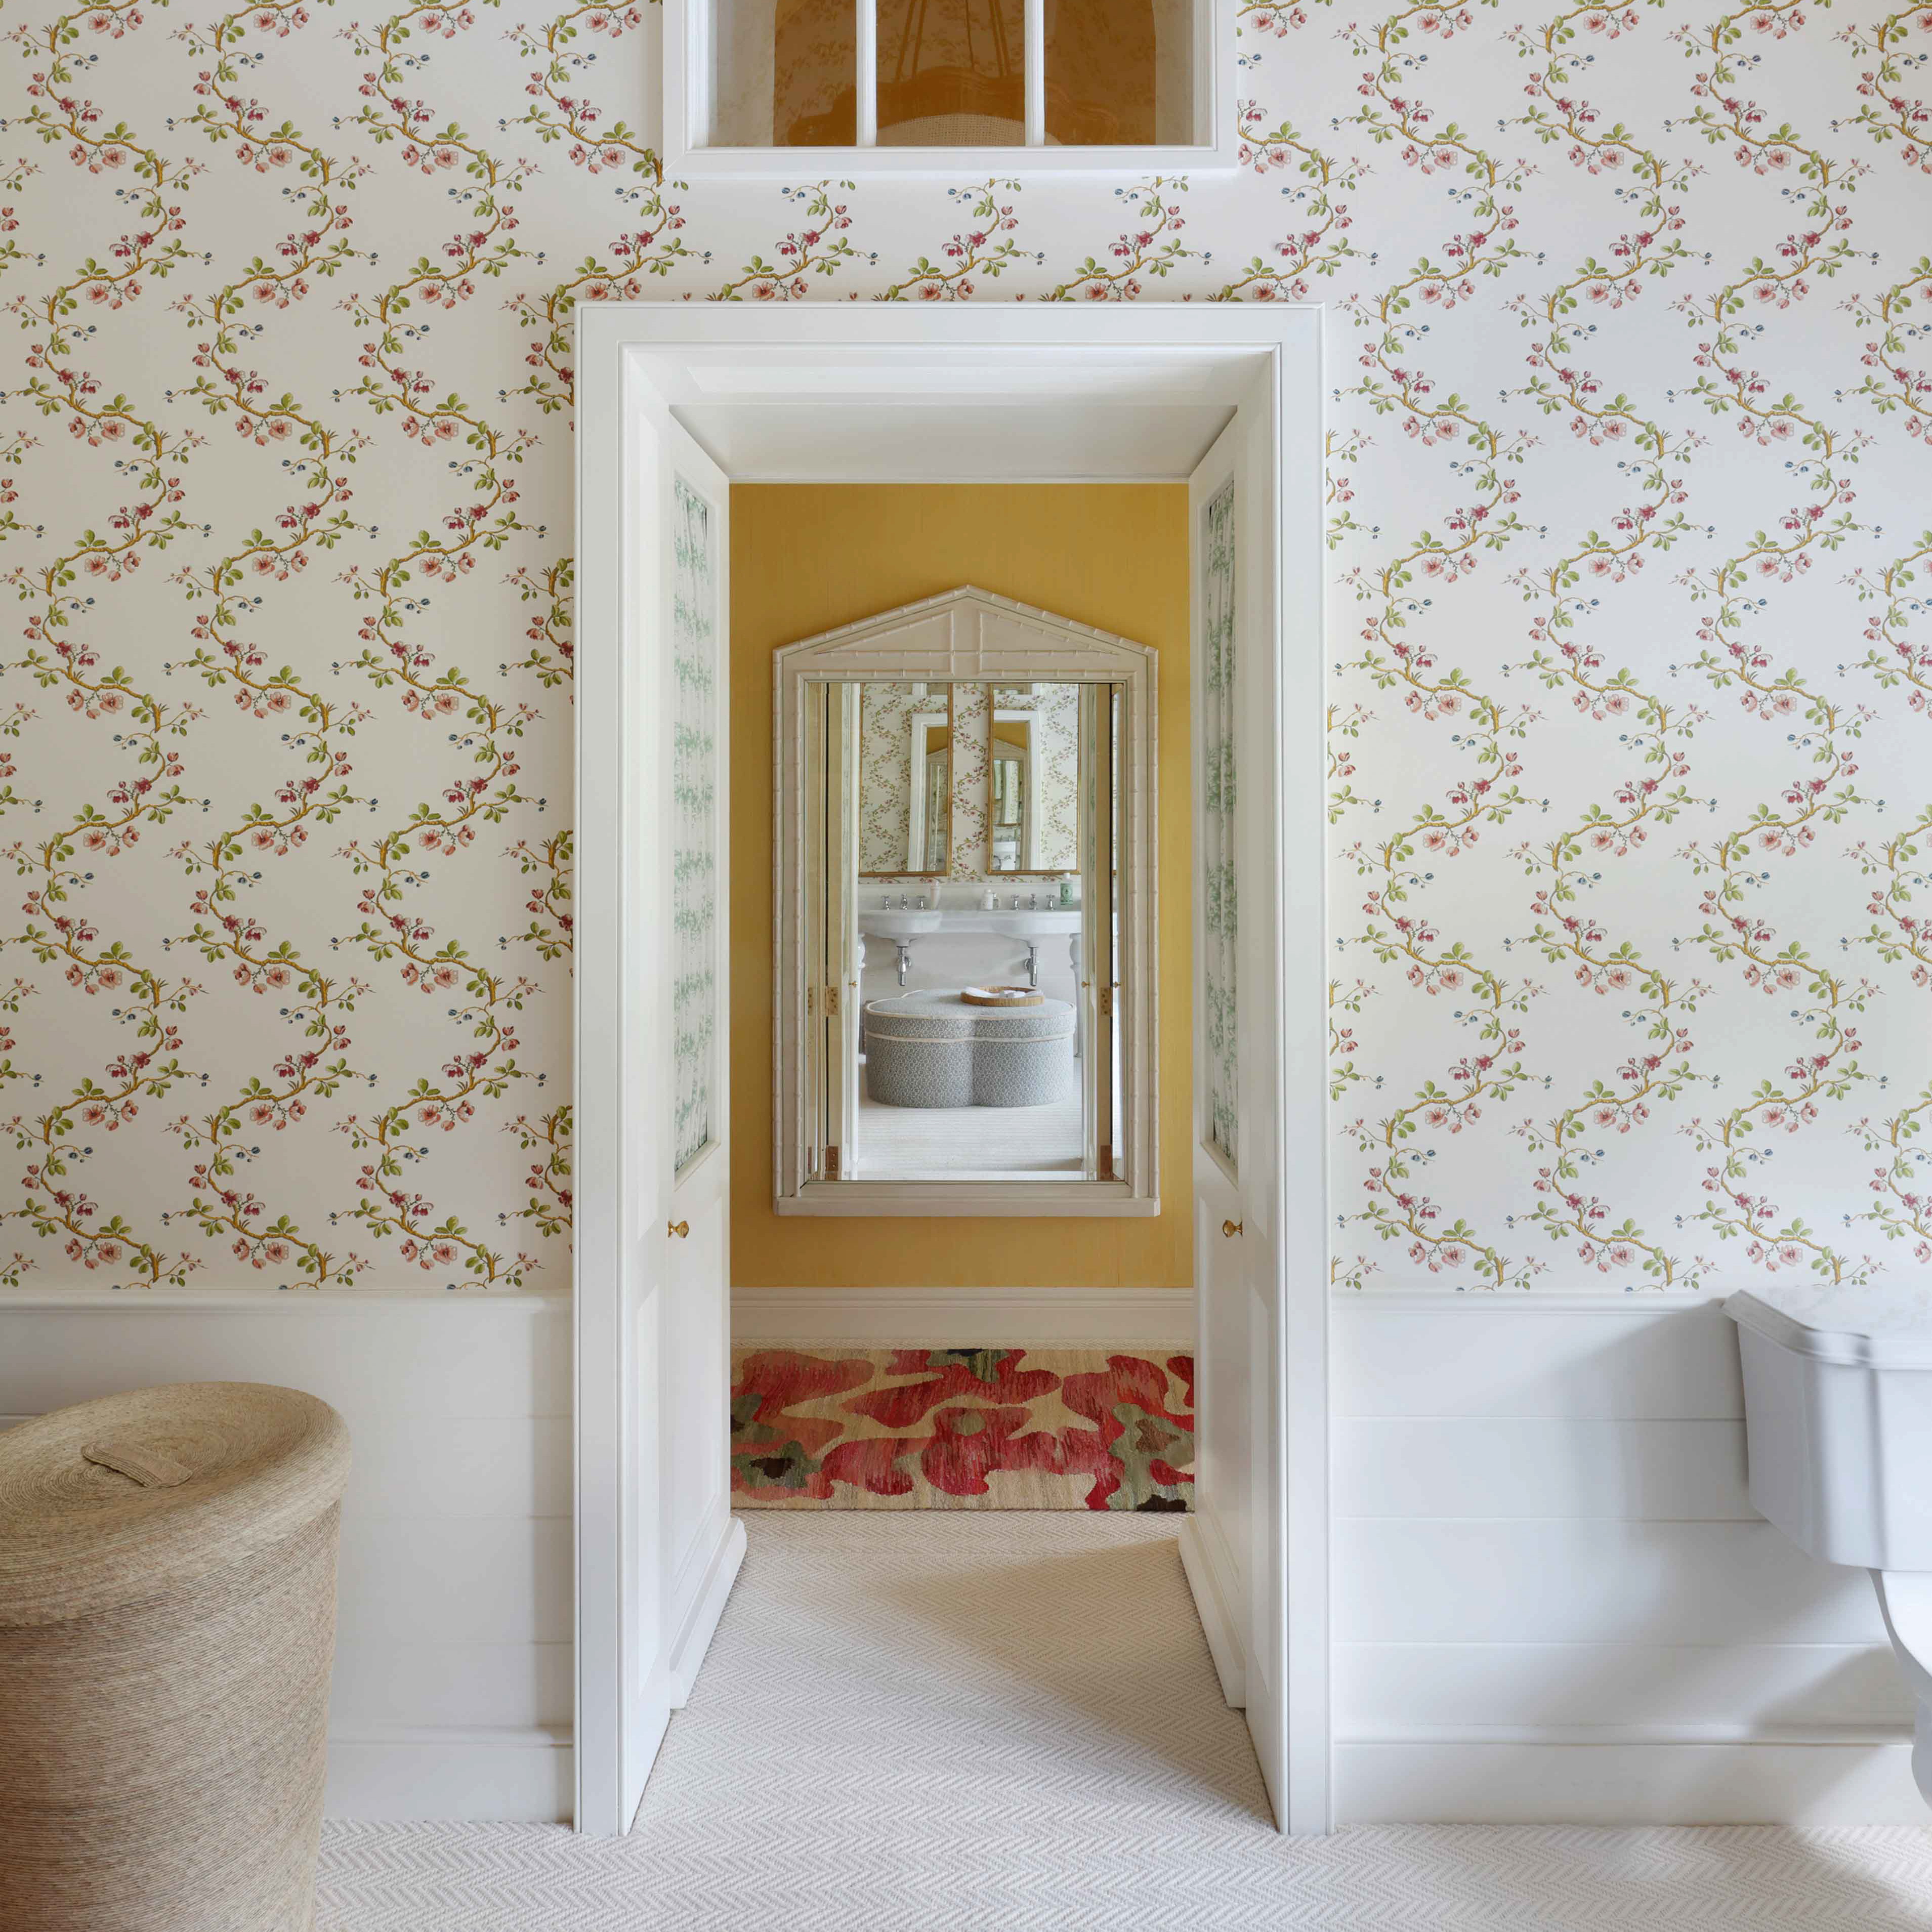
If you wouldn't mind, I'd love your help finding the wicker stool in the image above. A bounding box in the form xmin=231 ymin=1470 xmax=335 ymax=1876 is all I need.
xmin=0 ymin=1381 xmax=352 ymax=1932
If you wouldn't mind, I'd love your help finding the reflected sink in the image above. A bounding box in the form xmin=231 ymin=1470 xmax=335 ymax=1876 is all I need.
xmin=987 ymin=911 xmax=1081 ymax=937
xmin=861 ymin=910 xmax=942 ymax=939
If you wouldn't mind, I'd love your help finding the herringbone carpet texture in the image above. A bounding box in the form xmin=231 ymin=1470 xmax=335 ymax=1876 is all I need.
xmin=317 ymin=1516 xmax=1932 ymax=1931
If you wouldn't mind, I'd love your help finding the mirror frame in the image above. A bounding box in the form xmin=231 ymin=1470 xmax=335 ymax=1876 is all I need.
xmin=773 ymin=583 xmax=1158 ymax=1217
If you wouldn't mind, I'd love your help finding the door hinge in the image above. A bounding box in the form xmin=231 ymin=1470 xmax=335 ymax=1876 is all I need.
xmin=825 ymin=1144 xmax=840 ymax=1180
xmin=1098 ymin=985 xmax=1113 ymax=1019
xmin=825 ymin=984 xmax=839 ymax=1016
xmin=807 ymin=985 xmax=815 ymax=1017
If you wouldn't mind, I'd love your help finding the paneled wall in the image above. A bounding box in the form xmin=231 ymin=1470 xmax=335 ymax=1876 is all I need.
xmin=1330 ymin=1295 xmax=1921 ymax=1826
xmin=0 ymin=1296 xmax=572 ymax=1822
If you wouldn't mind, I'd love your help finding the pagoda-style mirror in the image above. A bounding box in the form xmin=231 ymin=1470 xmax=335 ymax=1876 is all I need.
xmin=773 ymin=585 xmax=1157 ymax=1215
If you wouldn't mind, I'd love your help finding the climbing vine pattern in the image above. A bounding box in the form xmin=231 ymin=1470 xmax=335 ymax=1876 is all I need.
xmin=0 ymin=0 xmax=1924 ymax=1292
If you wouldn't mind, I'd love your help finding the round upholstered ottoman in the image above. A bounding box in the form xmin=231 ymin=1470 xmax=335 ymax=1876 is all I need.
xmin=864 ymin=991 xmax=1075 ymax=1107
xmin=0 ymin=1382 xmax=352 ymax=1932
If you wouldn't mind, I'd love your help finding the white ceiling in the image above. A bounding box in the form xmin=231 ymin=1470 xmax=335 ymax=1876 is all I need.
xmin=643 ymin=343 xmax=1266 ymax=481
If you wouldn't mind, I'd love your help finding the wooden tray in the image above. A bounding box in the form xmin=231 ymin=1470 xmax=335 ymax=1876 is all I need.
xmin=960 ymin=985 xmax=1044 ymax=1006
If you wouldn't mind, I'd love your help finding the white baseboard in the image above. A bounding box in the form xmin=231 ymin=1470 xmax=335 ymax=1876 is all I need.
xmin=1179 ymin=1515 xmax=1246 ymax=1708
xmin=668 ymin=1515 xmax=748 ymax=1708
xmin=731 ymin=1284 xmax=1194 ymax=1347
xmin=325 ymin=1723 xmax=572 ymax=1823
xmin=1335 ymin=1730 xmax=1923 ymax=1826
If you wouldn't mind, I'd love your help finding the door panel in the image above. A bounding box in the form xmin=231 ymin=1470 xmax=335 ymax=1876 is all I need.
xmin=576 ymin=375 xmax=741 ymax=1836
xmin=656 ymin=445 xmax=740 ymax=1727
xmin=1187 ymin=400 xmax=1289 ymax=1824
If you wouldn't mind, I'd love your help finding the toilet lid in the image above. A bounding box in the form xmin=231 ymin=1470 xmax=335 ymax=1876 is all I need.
xmin=1726 ymin=1282 xmax=1932 ymax=1368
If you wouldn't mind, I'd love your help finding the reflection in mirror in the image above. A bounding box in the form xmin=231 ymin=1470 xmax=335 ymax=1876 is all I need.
xmin=820 ymin=675 xmax=1115 ymax=1187
xmin=989 ymin=724 xmax=1025 ymax=872
xmin=989 ymin=683 xmax=1079 ymax=873
xmin=858 ymin=682 xmax=951 ymax=877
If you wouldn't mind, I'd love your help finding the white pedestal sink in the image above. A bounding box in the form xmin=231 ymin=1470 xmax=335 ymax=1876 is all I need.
xmin=986 ymin=910 xmax=1081 ymax=937
xmin=858 ymin=910 xmax=942 ymax=939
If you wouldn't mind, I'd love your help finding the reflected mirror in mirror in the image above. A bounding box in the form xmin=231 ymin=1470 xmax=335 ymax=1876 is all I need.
xmin=989 ymin=683 xmax=1079 ymax=873
xmin=858 ymin=682 xmax=952 ymax=877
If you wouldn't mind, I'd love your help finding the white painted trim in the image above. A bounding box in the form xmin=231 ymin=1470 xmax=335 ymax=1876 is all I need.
xmin=1264 ymin=312 xmax=1330 ymax=1836
xmin=855 ymin=0 xmax=878 ymax=147
xmin=1179 ymin=1516 xmax=1247 ymax=1707
xmin=1336 ymin=1289 xmax=1721 ymax=1314
xmin=326 ymin=1724 xmax=572 ymax=1825
xmin=667 ymin=1516 xmax=747 ymax=1708
xmin=1333 ymin=1736 xmax=1922 ymax=1828
xmin=579 ymin=302 xmax=1328 ymax=1839
xmin=1022 ymin=0 xmax=1045 ymax=147
xmin=1340 ymin=1722 xmax=1914 ymax=1748
xmin=0 ymin=1288 xmax=565 ymax=1314
xmin=775 ymin=1182 xmax=1156 ymax=1218
xmin=731 ymin=1284 xmax=1195 ymax=1347
xmin=329 ymin=1722 xmax=576 ymax=1749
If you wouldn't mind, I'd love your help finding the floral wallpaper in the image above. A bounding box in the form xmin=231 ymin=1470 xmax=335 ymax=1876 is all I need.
xmin=1 ymin=0 xmax=1925 ymax=1295
xmin=948 ymin=679 xmax=993 ymax=879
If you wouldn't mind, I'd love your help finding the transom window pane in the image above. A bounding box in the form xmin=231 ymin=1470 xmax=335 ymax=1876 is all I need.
xmin=713 ymin=0 xmax=857 ymax=148
xmin=1045 ymin=0 xmax=1192 ymax=147
xmin=877 ymin=0 xmax=1025 ymax=148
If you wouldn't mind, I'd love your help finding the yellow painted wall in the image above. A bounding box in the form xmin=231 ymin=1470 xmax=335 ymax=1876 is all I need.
xmin=730 ymin=484 xmax=1193 ymax=1290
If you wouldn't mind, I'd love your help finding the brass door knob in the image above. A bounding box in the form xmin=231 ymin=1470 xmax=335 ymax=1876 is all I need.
xmin=667 ymin=1219 xmax=689 ymax=1239
xmin=1222 ymin=1219 xmax=1243 ymax=1238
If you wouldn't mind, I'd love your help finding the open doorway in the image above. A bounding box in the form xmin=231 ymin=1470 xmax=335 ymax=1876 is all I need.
xmin=575 ymin=307 xmax=1327 ymax=1837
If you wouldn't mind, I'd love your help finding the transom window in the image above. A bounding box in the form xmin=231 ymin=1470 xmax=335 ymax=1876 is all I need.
xmin=666 ymin=0 xmax=1236 ymax=174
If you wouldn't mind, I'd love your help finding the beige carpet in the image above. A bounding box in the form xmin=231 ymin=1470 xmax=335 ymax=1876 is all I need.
xmin=317 ymin=1516 xmax=1932 ymax=1931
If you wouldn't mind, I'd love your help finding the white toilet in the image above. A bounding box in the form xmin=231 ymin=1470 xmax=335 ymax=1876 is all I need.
xmin=1728 ymin=1282 xmax=1932 ymax=1805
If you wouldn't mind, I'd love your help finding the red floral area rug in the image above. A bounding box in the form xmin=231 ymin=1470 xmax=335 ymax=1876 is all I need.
xmin=730 ymin=1347 xmax=1194 ymax=1511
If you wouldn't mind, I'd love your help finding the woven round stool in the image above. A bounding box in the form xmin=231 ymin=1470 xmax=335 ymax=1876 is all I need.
xmin=0 ymin=1381 xmax=352 ymax=1932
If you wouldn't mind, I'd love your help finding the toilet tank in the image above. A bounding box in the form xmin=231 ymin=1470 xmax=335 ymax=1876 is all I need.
xmin=1727 ymin=1285 xmax=1932 ymax=1570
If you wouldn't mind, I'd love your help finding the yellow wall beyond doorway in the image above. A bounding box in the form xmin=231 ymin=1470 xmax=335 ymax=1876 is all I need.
xmin=729 ymin=483 xmax=1192 ymax=1290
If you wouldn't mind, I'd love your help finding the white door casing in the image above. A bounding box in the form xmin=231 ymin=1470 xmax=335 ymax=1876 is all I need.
xmin=576 ymin=303 xmax=1326 ymax=1837
xmin=575 ymin=347 xmax=743 ymax=1838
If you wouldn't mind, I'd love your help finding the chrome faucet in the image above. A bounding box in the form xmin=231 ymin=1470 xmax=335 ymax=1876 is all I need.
xmin=1009 ymin=895 xmax=1020 ymax=910
xmin=899 ymin=893 xmax=909 ymax=910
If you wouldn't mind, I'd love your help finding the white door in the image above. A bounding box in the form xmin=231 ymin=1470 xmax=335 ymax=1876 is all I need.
xmin=576 ymin=380 xmax=742 ymax=1836
xmin=1182 ymin=394 xmax=1298 ymax=1827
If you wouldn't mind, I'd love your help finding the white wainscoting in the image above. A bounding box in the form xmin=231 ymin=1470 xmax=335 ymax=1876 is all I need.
xmin=0 ymin=1291 xmax=572 ymax=1823
xmin=1331 ymin=1292 xmax=1922 ymax=1825
xmin=730 ymin=1284 xmax=1196 ymax=1347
